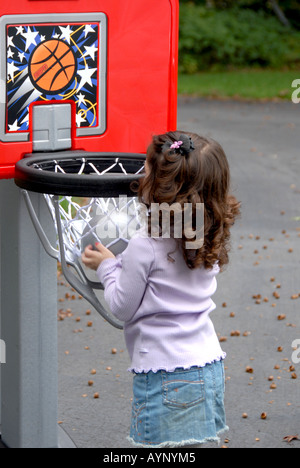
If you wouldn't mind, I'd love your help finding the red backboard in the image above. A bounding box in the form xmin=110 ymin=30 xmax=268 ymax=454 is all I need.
xmin=0 ymin=0 xmax=178 ymax=178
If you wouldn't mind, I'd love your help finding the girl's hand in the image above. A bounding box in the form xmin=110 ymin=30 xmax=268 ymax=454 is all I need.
xmin=81 ymin=243 xmax=116 ymax=271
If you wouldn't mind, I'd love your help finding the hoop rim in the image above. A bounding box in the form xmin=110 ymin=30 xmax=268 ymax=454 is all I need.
xmin=14 ymin=151 xmax=146 ymax=197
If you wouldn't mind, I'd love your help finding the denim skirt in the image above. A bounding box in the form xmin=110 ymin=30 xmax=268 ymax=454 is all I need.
xmin=128 ymin=360 xmax=228 ymax=448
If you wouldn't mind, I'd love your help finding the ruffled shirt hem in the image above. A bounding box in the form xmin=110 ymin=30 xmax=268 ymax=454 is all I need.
xmin=128 ymin=352 xmax=226 ymax=374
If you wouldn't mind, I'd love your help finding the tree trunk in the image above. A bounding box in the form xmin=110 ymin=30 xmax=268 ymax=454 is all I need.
xmin=269 ymin=0 xmax=291 ymax=28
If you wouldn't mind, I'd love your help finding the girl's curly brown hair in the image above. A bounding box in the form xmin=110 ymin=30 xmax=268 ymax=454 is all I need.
xmin=138 ymin=131 xmax=241 ymax=270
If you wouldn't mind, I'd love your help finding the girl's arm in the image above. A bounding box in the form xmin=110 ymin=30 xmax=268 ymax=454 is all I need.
xmin=85 ymin=237 xmax=154 ymax=323
xmin=81 ymin=243 xmax=116 ymax=270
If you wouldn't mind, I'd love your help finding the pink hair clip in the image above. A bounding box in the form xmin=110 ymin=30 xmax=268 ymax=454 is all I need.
xmin=162 ymin=135 xmax=195 ymax=156
xmin=170 ymin=140 xmax=183 ymax=150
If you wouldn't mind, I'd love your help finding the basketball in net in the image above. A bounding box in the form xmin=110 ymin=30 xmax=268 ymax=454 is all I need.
xmin=29 ymin=39 xmax=76 ymax=94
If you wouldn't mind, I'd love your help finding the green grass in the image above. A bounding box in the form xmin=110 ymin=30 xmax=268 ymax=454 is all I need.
xmin=178 ymin=69 xmax=300 ymax=100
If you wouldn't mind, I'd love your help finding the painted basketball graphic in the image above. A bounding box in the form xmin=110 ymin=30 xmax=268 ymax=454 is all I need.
xmin=28 ymin=39 xmax=76 ymax=94
xmin=7 ymin=22 xmax=100 ymax=132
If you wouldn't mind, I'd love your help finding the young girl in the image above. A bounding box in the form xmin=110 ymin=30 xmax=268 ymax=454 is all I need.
xmin=82 ymin=131 xmax=240 ymax=448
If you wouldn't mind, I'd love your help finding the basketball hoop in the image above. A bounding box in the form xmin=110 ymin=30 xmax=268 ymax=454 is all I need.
xmin=15 ymin=151 xmax=146 ymax=329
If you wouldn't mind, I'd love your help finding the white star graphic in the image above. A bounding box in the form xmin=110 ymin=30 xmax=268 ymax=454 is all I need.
xmin=59 ymin=25 xmax=72 ymax=44
xmin=76 ymin=111 xmax=86 ymax=127
xmin=8 ymin=119 xmax=20 ymax=132
xmin=7 ymin=48 xmax=14 ymax=59
xmin=7 ymin=61 xmax=19 ymax=82
xmin=40 ymin=35 xmax=46 ymax=42
xmin=76 ymin=92 xmax=87 ymax=106
xmin=18 ymin=52 xmax=25 ymax=63
xmin=84 ymin=25 xmax=95 ymax=38
xmin=77 ymin=65 xmax=97 ymax=92
xmin=84 ymin=44 xmax=98 ymax=61
xmin=7 ymin=36 xmax=15 ymax=48
xmin=20 ymin=113 xmax=29 ymax=128
xmin=22 ymin=26 xmax=39 ymax=51
xmin=53 ymin=33 xmax=60 ymax=39
xmin=16 ymin=26 xmax=24 ymax=35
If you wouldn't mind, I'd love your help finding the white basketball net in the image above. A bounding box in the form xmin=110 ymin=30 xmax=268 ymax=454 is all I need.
xmin=44 ymin=194 xmax=142 ymax=264
xmin=40 ymin=156 xmax=145 ymax=264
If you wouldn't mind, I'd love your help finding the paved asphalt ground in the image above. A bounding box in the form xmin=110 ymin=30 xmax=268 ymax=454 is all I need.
xmin=55 ymin=97 xmax=300 ymax=449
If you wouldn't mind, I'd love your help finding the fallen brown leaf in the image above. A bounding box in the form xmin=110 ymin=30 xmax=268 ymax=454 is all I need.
xmin=277 ymin=314 xmax=286 ymax=321
xmin=283 ymin=435 xmax=299 ymax=443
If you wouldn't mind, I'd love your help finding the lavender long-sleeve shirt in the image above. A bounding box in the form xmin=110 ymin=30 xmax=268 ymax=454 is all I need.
xmin=97 ymin=235 xmax=225 ymax=373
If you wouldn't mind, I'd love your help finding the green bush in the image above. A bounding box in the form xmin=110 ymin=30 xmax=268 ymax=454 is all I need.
xmin=179 ymin=5 xmax=300 ymax=73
